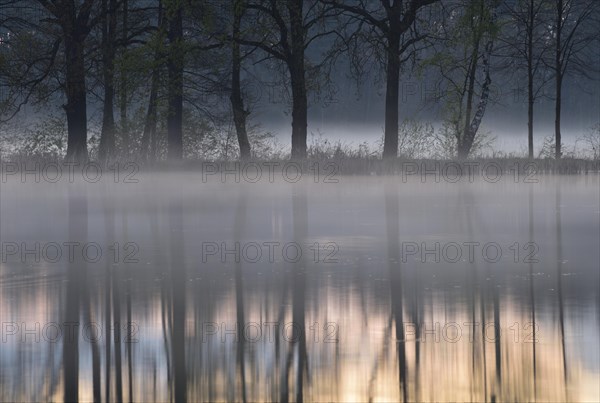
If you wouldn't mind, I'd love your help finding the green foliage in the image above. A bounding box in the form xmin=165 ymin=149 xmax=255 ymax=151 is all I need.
xmin=422 ymin=0 xmax=499 ymax=158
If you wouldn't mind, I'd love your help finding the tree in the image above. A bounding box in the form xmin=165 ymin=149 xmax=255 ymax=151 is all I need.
xmin=102 ymin=0 xmax=173 ymax=161
xmin=500 ymin=0 xmax=551 ymax=158
xmin=230 ymin=0 xmax=251 ymax=159
xmin=0 ymin=2 xmax=61 ymax=123
xmin=548 ymin=0 xmax=598 ymax=159
xmin=123 ymin=0 xmax=227 ymax=162
xmin=327 ymin=0 xmax=441 ymax=158
xmin=139 ymin=0 xmax=165 ymax=162
xmin=37 ymin=0 xmax=103 ymax=161
xmin=237 ymin=0 xmax=339 ymax=159
xmin=99 ymin=0 xmax=118 ymax=162
xmin=0 ymin=1 xmax=119 ymax=162
xmin=428 ymin=0 xmax=498 ymax=159
xmin=166 ymin=0 xmax=183 ymax=160
xmin=119 ymin=0 xmax=129 ymax=153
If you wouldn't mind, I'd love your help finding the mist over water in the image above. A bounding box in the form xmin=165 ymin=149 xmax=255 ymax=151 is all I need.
xmin=0 ymin=172 xmax=598 ymax=402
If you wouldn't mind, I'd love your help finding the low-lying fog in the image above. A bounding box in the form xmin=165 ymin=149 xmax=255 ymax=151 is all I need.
xmin=0 ymin=169 xmax=598 ymax=402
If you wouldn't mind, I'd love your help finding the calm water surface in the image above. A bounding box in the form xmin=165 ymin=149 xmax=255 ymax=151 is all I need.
xmin=0 ymin=172 xmax=598 ymax=402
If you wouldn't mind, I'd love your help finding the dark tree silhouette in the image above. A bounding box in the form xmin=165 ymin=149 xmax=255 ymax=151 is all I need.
xmin=36 ymin=0 xmax=102 ymax=161
xmin=429 ymin=0 xmax=497 ymax=159
xmin=166 ymin=0 xmax=183 ymax=160
xmin=500 ymin=0 xmax=552 ymax=158
xmin=169 ymin=196 xmax=187 ymax=401
xmin=237 ymin=0 xmax=339 ymax=159
xmin=119 ymin=0 xmax=130 ymax=154
xmin=548 ymin=0 xmax=598 ymax=159
xmin=230 ymin=0 xmax=251 ymax=160
xmin=0 ymin=1 xmax=121 ymax=161
xmin=384 ymin=182 xmax=408 ymax=400
xmin=327 ymin=0 xmax=441 ymax=158
xmin=99 ymin=0 xmax=119 ymax=162
xmin=140 ymin=0 xmax=165 ymax=162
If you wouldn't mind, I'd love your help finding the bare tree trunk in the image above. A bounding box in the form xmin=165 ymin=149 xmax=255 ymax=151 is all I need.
xmin=126 ymin=281 xmax=134 ymax=403
xmin=99 ymin=0 xmax=117 ymax=162
xmin=459 ymin=40 xmax=492 ymax=159
xmin=64 ymin=32 xmax=89 ymax=162
xmin=528 ymin=188 xmax=537 ymax=397
xmin=113 ymin=271 xmax=123 ymax=403
xmin=291 ymin=184 xmax=308 ymax=402
xmin=493 ymin=285 xmax=501 ymax=385
xmin=37 ymin=1 xmax=94 ymax=163
xmin=555 ymin=187 xmax=567 ymax=386
xmin=82 ymin=285 xmax=101 ymax=402
xmin=233 ymin=192 xmax=248 ymax=402
xmin=120 ymin=0 xmax=130 ymax=155
xmin=105 ymin=265 xmax=112 ymax=402
xmin=289 ymin=65 xmax=308 ymax=160
xmin=528 ymin=77 xmax=534 ymax=158
xmin=554 ymin=0 xmax=563 ymax=159
xmin=458 ymin=2 xmax=494 ymax=159
xmin=63 ymin=262 xmax=80 ymax=401
xmin=170 ymin=199 xmax=187 ymax=402
xmin=231 ymin=0 xmax=251 ymax=160
xmin=167 ymin=3 xmax=183 ymax=160
xmin=527 ymin=0 xmax=534 ymax=159
xmin=140 ymin=0 xmax=163 ymax=162
xmin=383 ymin=33 xmax=400 ymax=159
xmin=459 ymin=26 xmax=481 ymax=159
xmin=288 ymin=0 xmax=307 ymax=159
xmin=140 ymin=69 xmax=160 ymax=161
xmin=384 ymin=183 xmax=407 ymax=401
xmin=64 ymin=186 xmax=87 ymax=402
xmin=103 ymin=198 xmax=115 ymax=402
xmin=555 ymin=77 xmax=562 ymax=159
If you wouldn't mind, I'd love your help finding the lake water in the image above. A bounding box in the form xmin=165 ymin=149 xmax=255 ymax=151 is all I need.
xmin=0 ymin=169 xmax=598 ymax=402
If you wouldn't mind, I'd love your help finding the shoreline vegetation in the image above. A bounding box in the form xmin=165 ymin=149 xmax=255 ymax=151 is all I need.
xmin=2 ymin=123 xmax=599 ymax=176
xmin=1 ymin=119 xmax=598 ymax=177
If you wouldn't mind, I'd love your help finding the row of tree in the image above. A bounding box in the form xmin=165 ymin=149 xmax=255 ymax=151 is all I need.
xmin=0 ymin=0 xmax=598 ymax=162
